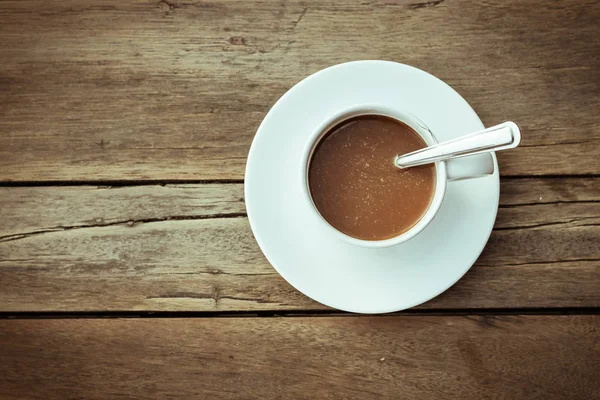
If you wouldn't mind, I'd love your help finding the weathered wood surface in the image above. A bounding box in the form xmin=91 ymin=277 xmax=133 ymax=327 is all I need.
xmin=1 ymin=316 xmax=599 ymax=399
xmin=1 ymin=178 xmax=598 ymax=312
xmin=1 ymin=0 xmax=599 ymax=181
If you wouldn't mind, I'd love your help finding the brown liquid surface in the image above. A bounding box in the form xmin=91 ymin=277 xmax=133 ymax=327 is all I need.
xmin=309 ymin=115 xmax=436 ymax=241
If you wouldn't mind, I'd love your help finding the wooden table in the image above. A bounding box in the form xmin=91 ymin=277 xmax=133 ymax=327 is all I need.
xmin=1 ymin=1 xmax=599 ymax=398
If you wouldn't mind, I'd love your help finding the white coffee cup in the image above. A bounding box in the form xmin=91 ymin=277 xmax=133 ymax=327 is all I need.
xmin=299 ymin=104 xmax=494 ymax=248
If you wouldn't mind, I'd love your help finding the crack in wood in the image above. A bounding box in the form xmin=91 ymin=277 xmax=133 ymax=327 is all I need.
xmin=0 ymin=213 xmax=247 ymax=243
xmin=519 ymin=140 xmax=595 ymax=148
xmin=408 ymin=0 xmax=445 ymax=9
xmin=494 ymin=217 xmax=599 ymax=231
xmin=153 ymin=271 xmax=274 ymax=277
xmin=464 ymin=315 xmax=500 ymax=328
xmin=478 ymin=258 xmax=600 ymax=268
xmin=146 ymin=292 xmax=278 ymax=304
xmin=500 ymin=200 xmax=600 ymax=208
xmin=291 ymin=7 xmax=308 ymax=28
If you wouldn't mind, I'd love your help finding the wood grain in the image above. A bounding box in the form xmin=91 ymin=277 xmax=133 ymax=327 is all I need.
xmin=1 ymin=316 xmax=599 ymax=399
xmin=1 ymin=178 xmax=598 ymax=312
xmin=1 ymin=0 xmax=599 ymax=181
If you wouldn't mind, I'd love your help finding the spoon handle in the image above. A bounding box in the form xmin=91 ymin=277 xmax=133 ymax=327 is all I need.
xmin=394 ymin=122 xmax=521 ymax=169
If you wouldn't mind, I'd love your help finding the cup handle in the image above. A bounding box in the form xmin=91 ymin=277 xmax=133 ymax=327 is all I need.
xmin=446 ymin=153 xmax=494 ymax=181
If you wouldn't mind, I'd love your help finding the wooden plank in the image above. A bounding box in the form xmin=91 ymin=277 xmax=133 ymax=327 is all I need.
xmin=1 ymin=178 xmax=598 ymax=312
xmin=0 ymin=316 xmax=599 ymax=399
xmin=0 ymin=184 xmax=245 ymax=238
xmin=1 ymin=0 xmax=599 ymax=181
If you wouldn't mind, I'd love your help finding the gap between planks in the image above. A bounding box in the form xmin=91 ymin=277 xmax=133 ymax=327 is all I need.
xmin=1 ymin=175 xmax=600 ymax=187
xmin=2 ymin=307 xmax=600 ymax=320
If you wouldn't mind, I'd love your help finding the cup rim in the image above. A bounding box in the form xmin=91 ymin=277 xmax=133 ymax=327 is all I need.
xmin=299 ymin=104 xmax=447 ymax=248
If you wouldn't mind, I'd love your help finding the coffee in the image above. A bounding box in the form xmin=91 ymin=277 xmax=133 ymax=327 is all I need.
xmin=308 ymin=115 xmax=436 ymax=241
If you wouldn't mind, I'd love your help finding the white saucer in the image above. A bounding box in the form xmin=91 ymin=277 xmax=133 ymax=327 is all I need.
xmin=245 ymin=61 xmax=499 ymax=313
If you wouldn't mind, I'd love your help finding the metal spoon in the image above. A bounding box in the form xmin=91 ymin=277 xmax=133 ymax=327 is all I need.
xmin=394 ymin=122 xmax=521 ymax=169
